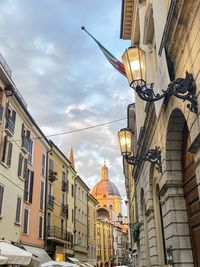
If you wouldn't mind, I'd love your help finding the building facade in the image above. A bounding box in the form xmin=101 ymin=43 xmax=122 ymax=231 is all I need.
xmin=88 ymin=194 xmax=98 ymax=267
xmin=120 ymin=0 xmax=200 ymax=266
xmin=45 ymin=141 xmax=76 ymax=261
xmin=74 ymin=175 xmax=90 ymax=262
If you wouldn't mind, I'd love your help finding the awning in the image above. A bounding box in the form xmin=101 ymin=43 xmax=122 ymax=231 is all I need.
xmin=83 ymin=263 xmax=94 ymax=267
xmin=41 ymin=261 xmax=78 ymax=267
xmin=23 ymin=245 xmax=52 ymax=264
xmin=0 ymin=255 xmax=8 ymax=265
xmin=0 ymin=241 xmax=32 ymax=265
xmin=67 ymin=257 xmax=79 ymax=264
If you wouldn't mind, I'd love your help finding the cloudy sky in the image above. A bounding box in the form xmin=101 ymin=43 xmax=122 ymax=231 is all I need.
xmin=0 ymin=0 xmax=133 ymax=207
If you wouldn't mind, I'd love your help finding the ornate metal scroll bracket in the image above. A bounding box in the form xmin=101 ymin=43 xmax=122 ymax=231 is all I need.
xmin=125 ymin=146 xmax=162 ymax=173
xmin=134 ymin=71 xmax=198 ymax=113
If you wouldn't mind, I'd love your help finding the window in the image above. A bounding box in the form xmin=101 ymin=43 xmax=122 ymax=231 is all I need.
xmin=39 ymin=215 xmax=44 ymax=239
xmin=71 ymin=184 xmax=74 ymax=197
xmin=5 ymin=104 xmax=16 ymax=135
xmin=49 ymin=159 xmax=54 ymax=172
xmin=2 ymin=135 xmax=13 ymax=167
xmin=72 ymin=209 xmax=74 ymax=223
xmin=28 ymin=139 xmax=33 ymax=163
xmin=23 ymin=208 xmax=30 ymax=234
xmin=0 ymin=185 xmax=4 ymax=216
xmin=62 ymin=171 xmax=66 ymax=182
xmin=41 ymin=153 xmax=46 ymax=176
xmin=62 ymin=193 xmax=65 ymax=205
xmin=40 ymin=181 xmax=45 ymax=211
xmin=15 ymin=197 xmax=21 ymax=224
xmin=24 ymin=169 xmax=34 ymax=203
xmin=47 ymin=212 xmax=51 ymax=229
xmin=18 ymin=153 xmax=28 ymax=179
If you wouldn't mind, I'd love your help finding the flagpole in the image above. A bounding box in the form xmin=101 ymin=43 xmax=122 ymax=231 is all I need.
xmin=81 ymin=26 xmax=97 ymax=42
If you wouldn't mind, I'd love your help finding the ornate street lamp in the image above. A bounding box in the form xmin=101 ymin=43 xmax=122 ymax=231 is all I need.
xmin=117 ymin=213 xmax=123 ymax=224
xmin=122 ymin=46 xmax=198 ymax=113
xmin=118 ymin=128 xmax=162 ymax=173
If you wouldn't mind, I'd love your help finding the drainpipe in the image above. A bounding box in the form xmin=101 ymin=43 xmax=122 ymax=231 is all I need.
xmin=44 ymin=143 xmax=52 ymax=250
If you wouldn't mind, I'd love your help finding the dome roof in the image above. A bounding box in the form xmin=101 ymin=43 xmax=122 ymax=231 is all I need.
xmin=91 ymin=179 xmax=121 ymax=197
xmin=91 ymin=161 xmax=121 ymax=197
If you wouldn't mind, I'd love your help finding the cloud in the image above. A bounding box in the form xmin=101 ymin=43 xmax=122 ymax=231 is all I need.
xmin=0 ymin=0 xmax=132 ymax=211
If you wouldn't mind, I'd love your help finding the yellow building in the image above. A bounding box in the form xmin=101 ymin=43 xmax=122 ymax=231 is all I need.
xmin=45 ymin=141 xmax=76 ymax=261
xmin=88 ymin=194 xmax=98 ymax=267
xmin=96 ymin=219 xmax=113 ymax=267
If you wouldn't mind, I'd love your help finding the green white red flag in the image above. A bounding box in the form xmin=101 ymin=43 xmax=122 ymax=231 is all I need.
xmin=81 ymin=26 xmax=126 ymax=77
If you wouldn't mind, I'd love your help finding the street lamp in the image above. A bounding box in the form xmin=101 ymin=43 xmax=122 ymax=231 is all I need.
xmin=117 ymin=213 xmax=123 ymax=224
xmin=118 ymin=128 xmax=162 ymax=173
xmin=122 ymin=45 xmax=198 ymax=113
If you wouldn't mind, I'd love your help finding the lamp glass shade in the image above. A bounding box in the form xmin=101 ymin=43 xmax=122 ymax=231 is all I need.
xmin=122 ymin=45 xmax=146 ymax=88
xmin=118 ymin=128 xmax=132 ymax=156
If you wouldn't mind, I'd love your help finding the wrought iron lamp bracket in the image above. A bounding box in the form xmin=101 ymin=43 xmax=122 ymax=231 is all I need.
xmin=125 ymin=146 xmax=162 ymax=173
xmin=133 ymin=71 xmax=198 ymax=113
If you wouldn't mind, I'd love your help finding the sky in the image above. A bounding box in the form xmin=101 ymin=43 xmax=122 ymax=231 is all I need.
xmin=0 ymin=0 xmax=133 ymax=210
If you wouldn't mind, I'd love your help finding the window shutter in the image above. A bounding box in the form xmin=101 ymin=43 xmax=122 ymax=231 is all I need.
xmin=23 ymin=209 xmax=29 ymax=234
xmin=18 ymin=153 xmax=23 ymax=177
xmin=0 ymin=185 xmax=4 ymax=216
xmin=39 ymin=216 xmax=43 ymax=238
xmin=12 ymin=110 xmax=16 ymax=124
xmin=5 ymin=102 xmax=9 ymax=120
xmin=2 ymin=136 xmax=7 ymax=163
xmin=40 ymin=181 xmax=45 ymax=210
xmin=7 ymin=142 xmax=13 ymax=167
xmin=24 ymin=171 xmax=29 ymax=202
xmin=21 ymin=123 xmax=25 ymax=139
xmin=29 ymin=171 xmax=34 ymax=203
xmin=23 ymin=158 xmax=28 ymax=179
xmin=15 ymin=197 xmax=21 ymax=223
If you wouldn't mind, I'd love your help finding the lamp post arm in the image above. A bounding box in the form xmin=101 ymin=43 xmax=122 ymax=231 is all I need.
xmin=124 ymin=146 xmax=162 ymax=173
xmin=134 ymin=72 xmax=197 ymax=113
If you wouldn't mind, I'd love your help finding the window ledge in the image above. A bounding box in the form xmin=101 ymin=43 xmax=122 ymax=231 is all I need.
xmin=1 ymin=162 xmax=9 ymax=169
xmin=18 ymin=175 xmax=24 ymax=181
xmin=14 ymin=221 xmax=21 ymax=226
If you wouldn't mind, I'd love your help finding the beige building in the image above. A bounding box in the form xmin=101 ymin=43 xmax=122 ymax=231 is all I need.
xmin=120 ymin=0 xmax=200 ymax=266
xmin=74 ymin=175 xmax=90 ymax=262
xmin=88 ymin=194 xmax=98 ymax=267
xmin=45 ymin=141 xmax=76 ymax=261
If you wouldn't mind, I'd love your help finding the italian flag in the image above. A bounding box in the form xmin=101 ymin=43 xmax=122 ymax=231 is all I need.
xmin=82 ymin=26 xmax=126 ymax=77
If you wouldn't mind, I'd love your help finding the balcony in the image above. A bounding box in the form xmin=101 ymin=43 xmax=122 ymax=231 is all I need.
xmin=61 ymin=204 xmax=68 ymax=216
xmin=0 ymin=104 xmax=3 ymax=123
xmin=21 ymin=137 xmax=29 ymax=153
xmin=5 ymin=117 xmax=15 ymax=136
xmin=62 ymin=181 xmax=68 ymax=191
xmin=48 ymin=195 xmax=55 ymax=210
xmin=97 ymin=256 xmax=102 ymax=261
xmin=49 ymin=170 xmax=57 ymax=182
xmin=47 ymin=226 xmax=67 ymax=242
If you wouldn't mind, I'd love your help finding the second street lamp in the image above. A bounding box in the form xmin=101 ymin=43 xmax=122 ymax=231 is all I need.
xmin=122 ymin=45 xmax=198 ymax=113
xmin=118 ymin=128 xmax=162 ymax=173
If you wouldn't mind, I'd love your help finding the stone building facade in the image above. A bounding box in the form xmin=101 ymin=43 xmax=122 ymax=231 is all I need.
xmin=120 ymin=0 xmax=200 ymax=266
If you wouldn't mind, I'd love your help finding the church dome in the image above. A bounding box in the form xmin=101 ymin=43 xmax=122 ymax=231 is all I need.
xmin=91 ymin=162 xmax=121 ymax=197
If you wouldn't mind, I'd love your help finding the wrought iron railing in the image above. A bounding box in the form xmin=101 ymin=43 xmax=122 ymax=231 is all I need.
xmin=0 ymin=52 xmax=12 ymax=77
xmin=47 ymin=226 xmax=67 ymax=240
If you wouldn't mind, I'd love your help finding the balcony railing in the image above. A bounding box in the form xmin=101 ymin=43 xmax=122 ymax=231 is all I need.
xmin=61 ymin=204 xmax=68 ymax=216
xmin=21 ymin=137 xmax=29 ymax=153
xmin=48 ymin=195 xmax=54 ymax=209
xmin=49 ymin=169 xmax=57 ymax=182
xmin=62 ymin=181 xmax=68 ymax=191
xmin=0 ymin=52 xmax=12 ymax=77
xmin=5 ymin=117 xmax=15 ymax=136
xmin=47 ymin=226 xmax=73 ymax=244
